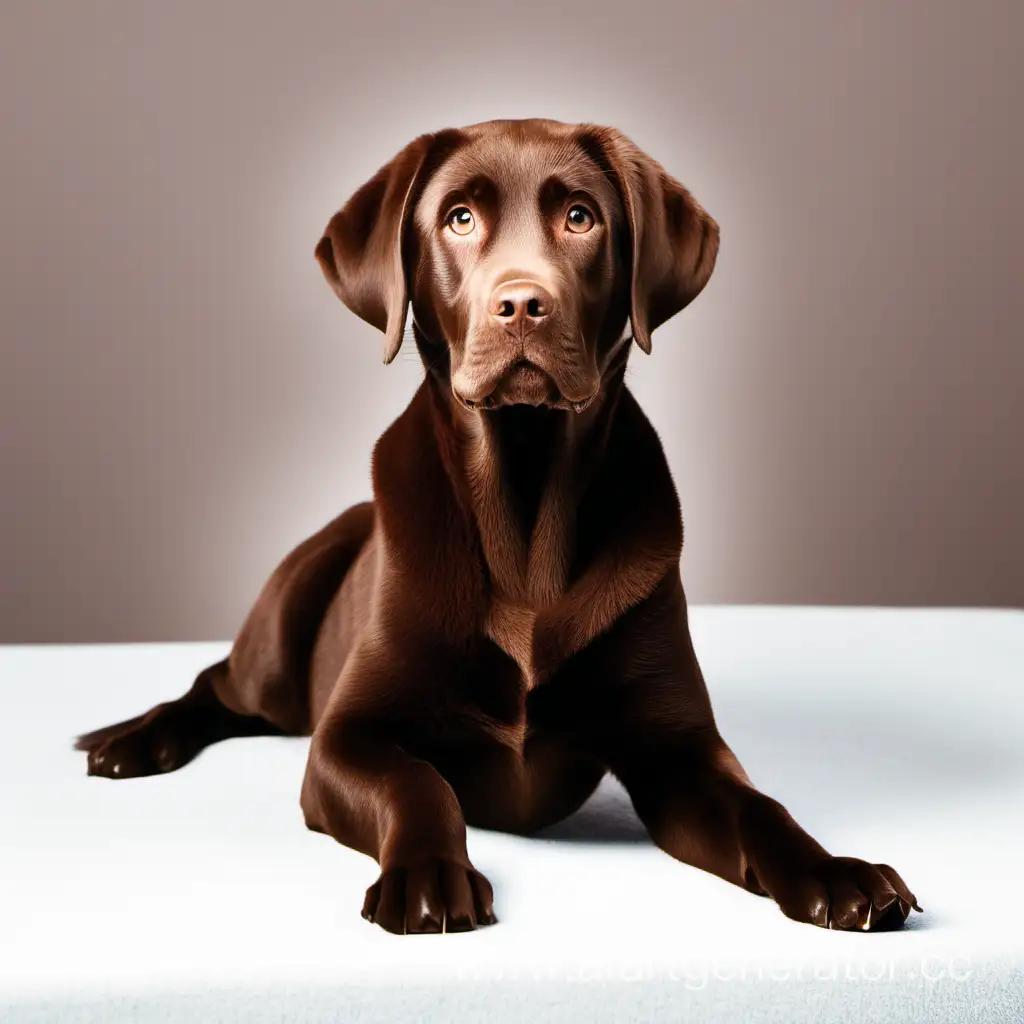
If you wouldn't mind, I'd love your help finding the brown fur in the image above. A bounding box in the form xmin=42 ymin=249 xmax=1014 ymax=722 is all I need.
xmin=75 ymin=118 xmax=920 ymax=935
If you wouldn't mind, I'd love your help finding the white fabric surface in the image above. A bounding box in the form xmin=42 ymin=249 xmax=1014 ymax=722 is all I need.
xmin=2 ymin=607 xmax=1022 ymax=1022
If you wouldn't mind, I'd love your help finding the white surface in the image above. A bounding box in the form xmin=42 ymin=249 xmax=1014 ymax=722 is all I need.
xmin=1 ymin=607 xmax=1023 ymax=1022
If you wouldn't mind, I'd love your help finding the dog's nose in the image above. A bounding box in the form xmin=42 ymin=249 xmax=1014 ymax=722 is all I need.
xmin=489 ymin=280 xmax=555 ymax=324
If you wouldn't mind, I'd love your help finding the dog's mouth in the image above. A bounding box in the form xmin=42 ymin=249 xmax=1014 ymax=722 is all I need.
xmin=456 ymin=360 xmax=596 ymax=414
xmin=493 ymin=360 xmax=560 ymax=407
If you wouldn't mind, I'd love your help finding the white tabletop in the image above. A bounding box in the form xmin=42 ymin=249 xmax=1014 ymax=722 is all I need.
xmin=2 ymin=607 xmax=1023 ymax=1022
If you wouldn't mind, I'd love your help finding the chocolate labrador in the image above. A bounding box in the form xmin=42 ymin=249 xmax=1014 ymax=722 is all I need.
xmin=75 ymin=118 xmax=921 ymax=934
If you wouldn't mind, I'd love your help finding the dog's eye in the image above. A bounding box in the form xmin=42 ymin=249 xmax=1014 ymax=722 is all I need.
xmin=565 ymin=205 xmax=595 ymax=233
xmin=447 ymin=207 xmax=476 ymax=235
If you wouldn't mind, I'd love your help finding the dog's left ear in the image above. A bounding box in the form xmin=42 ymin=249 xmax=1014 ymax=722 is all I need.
xmin=581 ymin=126 xmax=720 ymax=354
xmin=316 ymin=129 xmax=461 ymax=364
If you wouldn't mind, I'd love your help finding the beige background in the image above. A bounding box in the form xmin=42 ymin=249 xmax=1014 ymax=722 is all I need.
xmin=1 ymin=0 xmax=1021 ymax=642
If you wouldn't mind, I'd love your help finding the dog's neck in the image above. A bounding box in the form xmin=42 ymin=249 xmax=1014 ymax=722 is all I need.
xmin=427 ymin=366 xmax=625 ymax=611
xmin=401 ymin=334 xmax=678 ymax=689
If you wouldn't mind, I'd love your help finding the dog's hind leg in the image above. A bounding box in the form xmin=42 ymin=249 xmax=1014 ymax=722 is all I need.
xmin=74 ymin=502 xmax=376 ymax=779
xmin=74 ymin=659 xmax=284 ymax=778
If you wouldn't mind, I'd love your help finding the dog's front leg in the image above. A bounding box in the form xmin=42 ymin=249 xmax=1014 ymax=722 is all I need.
xmin=598 ymin=576 xmax=921 ymax=931
xmin=300 ymin=649 xmax=496 ymax=934
xmin=610 ymin=728 xmax=919 ymax=930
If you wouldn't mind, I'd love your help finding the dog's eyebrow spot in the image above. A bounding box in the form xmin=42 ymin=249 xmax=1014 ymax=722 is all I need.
xmin=539 ymin=176 xmax=572 ymax=204
xmin=538 ymin=176 xmax=603 ymax=220
xmin=432 ymin=176 xmax=498 ymax=223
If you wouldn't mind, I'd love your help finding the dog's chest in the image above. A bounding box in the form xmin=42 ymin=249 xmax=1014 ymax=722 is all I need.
xmin=485 ymin=597 xmax=539 ymax=689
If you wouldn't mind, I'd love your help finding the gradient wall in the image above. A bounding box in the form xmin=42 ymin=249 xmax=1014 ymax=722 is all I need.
xmin=1 ymin=0 xmax=1020 ymax=642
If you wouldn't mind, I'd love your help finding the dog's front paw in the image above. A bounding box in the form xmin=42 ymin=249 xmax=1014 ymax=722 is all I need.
xmin=772 ymin=857 xmax=922 ymax=931
xmin=361 ymin=857 xmax=497 ymax=934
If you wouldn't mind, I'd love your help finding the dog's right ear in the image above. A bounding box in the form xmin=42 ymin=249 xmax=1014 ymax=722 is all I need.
xmin=316 ymin=130 xmax=461 ymax=364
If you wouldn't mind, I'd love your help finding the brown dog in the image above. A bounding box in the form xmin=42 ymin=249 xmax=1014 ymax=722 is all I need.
xmin=75 ymin=118 xmax=921 ymax=935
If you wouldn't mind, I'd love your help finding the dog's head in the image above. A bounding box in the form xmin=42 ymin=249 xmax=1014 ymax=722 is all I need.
xmin=316 ymin=118 xmax=719 ymax=412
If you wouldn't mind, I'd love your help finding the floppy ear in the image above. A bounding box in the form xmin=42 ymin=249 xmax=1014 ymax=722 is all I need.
xmin=315 ymin=130 xmax=459 ymax=364
xmin=582 ymin=127 xmax=720 ymax=354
